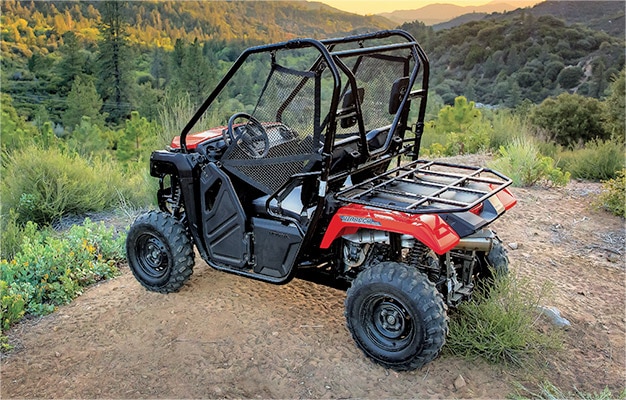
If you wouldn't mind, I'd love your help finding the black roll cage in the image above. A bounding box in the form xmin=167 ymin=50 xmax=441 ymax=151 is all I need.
xmin=177 ymin=30 xmax=431 ymax=261
xmin=179 ymin=29 xmax=430 ymax=163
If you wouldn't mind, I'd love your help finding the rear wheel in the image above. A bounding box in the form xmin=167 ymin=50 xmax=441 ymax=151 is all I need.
xmin=478 ymin=237 xmax=509 ymax=281
xmin=345 ymin=262 xmax=448 ymax=371
xmin=126 ymin=210 xmax=194 ymax=293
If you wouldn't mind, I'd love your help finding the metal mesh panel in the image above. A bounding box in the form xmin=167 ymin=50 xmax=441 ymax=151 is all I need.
xmin=335 ymin=55 xmax=407 ymax=138
xmin=222 ymin=66 xmax=321 ymax=194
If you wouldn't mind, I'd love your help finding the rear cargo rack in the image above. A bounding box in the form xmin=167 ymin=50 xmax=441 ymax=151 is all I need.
xmin=336 ymin=160 xmax=513 ymax=214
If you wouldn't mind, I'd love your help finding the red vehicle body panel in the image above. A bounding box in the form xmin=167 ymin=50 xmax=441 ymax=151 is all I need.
xmin=170 ymin=128 xmax=224 ymax=150
xmin=320 ymin=204 xmax=460 ymax=255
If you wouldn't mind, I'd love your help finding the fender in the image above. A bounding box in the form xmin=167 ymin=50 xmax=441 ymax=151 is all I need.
xmin=320 ymin=204 xmax=460 ymax=255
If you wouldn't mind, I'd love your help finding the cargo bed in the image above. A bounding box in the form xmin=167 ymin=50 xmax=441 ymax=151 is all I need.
xmin=336 ymin=160 xmax=513 ymax=214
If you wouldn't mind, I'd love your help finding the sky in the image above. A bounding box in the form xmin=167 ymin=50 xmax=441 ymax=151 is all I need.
xmin=319 ymin=0 xmax=542 ymax=15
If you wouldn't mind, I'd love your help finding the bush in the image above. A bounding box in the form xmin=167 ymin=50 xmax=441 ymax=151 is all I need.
xmin=0 ymin=219 xmax=125 ymax=332
xmin=602 ymin=68 xmax=625 ymax=139
xmin=557 ymin=66 xmax=584 ymax=89
xmin=1 ymin=145 xmax=151 ymax=225
xmin=530 ymin=93 xmax=608 ymax=147
xmin=558 ymin=139 xmax=625 ymax=181
xmin=421 ymin=96 xmax=495 ymax=157
xmin=0 ymin=209 xmax=37 ymax=261
xmin=594 ymin=169 xmax=626 ymax=218
xmin=423 ymin=129 xmax=490 ymax=157
xmin=446 ymin=275 xmax=561 ymax=367
xmin=489 ymin=137 xmax=570 ymax=187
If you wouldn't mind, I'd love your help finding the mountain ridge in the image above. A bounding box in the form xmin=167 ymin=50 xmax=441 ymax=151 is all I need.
xmin=379 ymin=1 xmax=539 ymax=25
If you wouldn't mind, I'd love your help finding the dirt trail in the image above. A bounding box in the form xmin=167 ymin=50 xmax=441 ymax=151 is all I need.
xmin=2 ymin=176 xmax=624 ymax=398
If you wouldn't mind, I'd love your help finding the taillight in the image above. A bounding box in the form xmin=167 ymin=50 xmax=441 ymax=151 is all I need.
xmin=470 ymin=203 xmax=484 ymax=215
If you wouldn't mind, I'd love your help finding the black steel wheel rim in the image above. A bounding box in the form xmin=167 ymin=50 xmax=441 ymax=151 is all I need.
xmin=361 ymin=294 xmax=418 ymax=352
xmin=135 ymin=233 xmax=169 ymax=279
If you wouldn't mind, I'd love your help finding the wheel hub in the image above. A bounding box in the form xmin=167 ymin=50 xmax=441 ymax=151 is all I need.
xmin=145 ymin=238 xmax=166 ymax=270
xmin=374 ymin=300 xmax=408 ymax=340
xmin=136 ymin=234 xmax=169 ymax=278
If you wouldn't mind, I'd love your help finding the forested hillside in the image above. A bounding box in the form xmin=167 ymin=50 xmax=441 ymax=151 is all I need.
xmin=0 ymin=0 xmax=392 ymax=124
xmin=1 ymin=0 xmax=624 ymax=127
xmin=500 ymin=1 xmax=625 ymax=38
xmin=401 ymin=10 xmax=624 ymax=106
xmin=434 ymin=1 xmax=625 ymax=36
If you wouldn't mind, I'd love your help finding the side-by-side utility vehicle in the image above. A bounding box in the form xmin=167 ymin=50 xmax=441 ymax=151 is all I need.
xmin=126 ymin=30 xmax=517 ymax=371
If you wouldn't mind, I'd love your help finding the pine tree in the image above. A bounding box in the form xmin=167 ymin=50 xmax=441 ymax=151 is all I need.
xmin=55 ymin=31 xmax=86 ymax=95
xmin=150 ymin=46 xmax=169 ymax=90
xmin=181 ymin=38 xmax=214 ymax=107
xmin=63 ymin=75 xmax=105 ymax=130
xmin=117 ymin=111 xmax=158 ymax=163
xmin=96 ymin=0 xmax=133 ymax=124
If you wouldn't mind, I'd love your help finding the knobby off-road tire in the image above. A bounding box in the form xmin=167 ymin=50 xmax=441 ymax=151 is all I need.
xmin=486 ymin=237 xmax=509 ymax=276
xmin=479 ymin=237 xmax=510 ymax=283
xmin=126 ymin=210 xmax=194 ymax=293
xmin=345 ymin=262 xmax=448 ymax=371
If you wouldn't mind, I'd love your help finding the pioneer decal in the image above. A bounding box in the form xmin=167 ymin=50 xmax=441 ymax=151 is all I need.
xmin=339 ymin=215 xmax=382 ymax=226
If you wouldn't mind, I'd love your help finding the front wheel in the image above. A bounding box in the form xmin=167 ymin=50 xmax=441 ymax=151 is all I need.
xmin=345 ymin=262 xmax=448 ymax=371
xmin=126 ymin=210 xmax=194 ymax=293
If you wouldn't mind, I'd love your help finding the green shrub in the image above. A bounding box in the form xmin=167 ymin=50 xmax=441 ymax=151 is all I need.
xmin=489 ymin=137 xmax=570 ymax=187
xmin=594 ymin=169 xmax=626 ymax=218
xmin=0 ymin=219 xmax=125 ymax=332
xmin=602 ymin=68 xmax=625 ymax=139
xmin=446 ymin=275 xmax=561 ymax=367
xmin=422 ymin=105 xmax=533 ymax=157
xmin=530 ymin=93 xmax=608 ymax=147
xmin=422 ymin=129 xmax=490 ymax=157
xmin=1 ymin=145 xmax=151 ymax=225
xmin=558 ymin=139 xmax=625 ymax=181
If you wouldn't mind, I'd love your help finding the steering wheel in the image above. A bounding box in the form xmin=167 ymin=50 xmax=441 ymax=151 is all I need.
xmin=225 ymin=112 xmax=270 ymax=159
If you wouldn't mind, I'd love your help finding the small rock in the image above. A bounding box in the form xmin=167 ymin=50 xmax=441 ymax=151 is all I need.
xmin=55 ymin=352 xmax=61 ymax=358
xmin=537 ymin=305 xmax=571 ymax=327
xmin=454 ymin=374 xmax=466 ymax=390
xmin=508 ymin=242 xmax=519 ymax=250
xmin=324 ymin=385 xmax=331 ymax=390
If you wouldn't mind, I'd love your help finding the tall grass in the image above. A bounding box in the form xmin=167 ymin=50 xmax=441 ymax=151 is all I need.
xmin=513 ymin=381 xmax=626 ymax=400
xmin=1 ymin=145 xmax=152 ymax=226
xmin=557 ymin=139 xmax=625 ymax=181
xmin=488 ymin=137 xmax=570 ymax=187
xmin=446 ymin=274 xmax=561 ymax=367
xmin=487 ymin=110 xmax=529 ymax=150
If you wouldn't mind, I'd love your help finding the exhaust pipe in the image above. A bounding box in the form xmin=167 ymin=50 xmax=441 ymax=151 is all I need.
xmin=454 ymin=237 xmax=493 ymax=252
